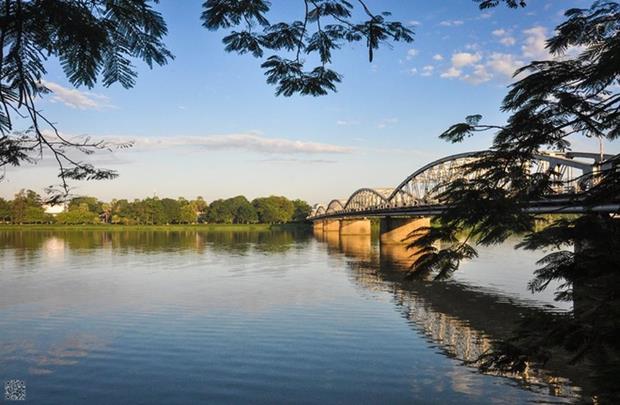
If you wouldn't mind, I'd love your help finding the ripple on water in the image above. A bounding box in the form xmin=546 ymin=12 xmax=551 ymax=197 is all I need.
xmin=0 ymin=230 xmax=587 ymax=404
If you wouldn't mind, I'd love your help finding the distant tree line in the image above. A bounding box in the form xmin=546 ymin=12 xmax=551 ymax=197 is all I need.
xmin=0 ymin=190 xmax=312 ymax=225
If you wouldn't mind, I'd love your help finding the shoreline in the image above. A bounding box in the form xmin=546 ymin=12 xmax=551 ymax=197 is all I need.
xmin=0 ymin=223 xmax=311 ymax=231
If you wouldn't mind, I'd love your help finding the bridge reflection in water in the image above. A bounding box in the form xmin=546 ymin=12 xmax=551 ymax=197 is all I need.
xmin=313 ymin=229 xmax=587 ymax=402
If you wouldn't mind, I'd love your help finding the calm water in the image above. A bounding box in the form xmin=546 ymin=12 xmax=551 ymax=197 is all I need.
xmin=0 ymin=228 xmax=587 ymax=404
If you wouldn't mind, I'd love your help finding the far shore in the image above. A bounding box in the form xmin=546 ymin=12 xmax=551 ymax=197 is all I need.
xmin=0 ymin=223 xmax=311 ymax=231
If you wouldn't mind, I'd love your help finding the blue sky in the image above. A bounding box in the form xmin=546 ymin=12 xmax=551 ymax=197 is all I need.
xmin=3 ymin=0 xmax=614 ymax=204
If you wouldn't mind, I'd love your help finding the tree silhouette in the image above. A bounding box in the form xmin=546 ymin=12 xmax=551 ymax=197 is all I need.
xmin=0 ymin=0 xmax=416 ymax=200
xmin=407 ymin=2 xmax=619 ymax=398
xmin=202 ymin=0 xmax=414 ymax=96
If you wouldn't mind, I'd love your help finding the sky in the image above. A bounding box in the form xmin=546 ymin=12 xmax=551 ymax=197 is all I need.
xmin=2 ymin=0 xmax=615 ymax=205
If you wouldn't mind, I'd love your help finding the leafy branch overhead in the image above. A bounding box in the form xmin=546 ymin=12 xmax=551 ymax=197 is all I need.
xmin=202 ymin=0 xmax=414 ymax=96
xmin=406 ymin=1 xmax=620 ymax=389
xmin=0 ymin=0 xmax=172 ymax=199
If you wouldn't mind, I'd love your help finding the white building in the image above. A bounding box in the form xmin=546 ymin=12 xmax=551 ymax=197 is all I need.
xmin=43 ymin=204 xmax=66 ymax=216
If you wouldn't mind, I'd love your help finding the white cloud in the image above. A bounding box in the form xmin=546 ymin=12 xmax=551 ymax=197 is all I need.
xmin=487 ymin=52 xmax=524 ymax=78
xmin=114 ymin=133 xmax=354 ymax=155
xmin=500 ymin=36 xmax=516 ymax=46
xmin=406 ymin=48 xmax=419 ymax=59
xmin=440 ymin=66 xmax=461 ymax=79
xmin=409 ymin=20 xmax=421 ymax=26
xmin=42 ymin=81 xmax=114 ymax=110
xmin=479 ymin=12 xmax=492 ymax=19
xmin=421 ymin=65 xmax=434 ymax=77
xmin=463 ymin=64 xmax=492 ymax=84
xmin=451 ymin=52 xmax=481 ymax=68
xmin=409 ymin=68 xmax=418 ymax=76
xmin=522 ymin=26 xmax=550 ymax=60
xmin=492 ymin=29 xmax=516 ymax=47
xmin=440 ymin=20 xmax=464 ymax=27
xmin=432 ymin=54 xmax=444 ymax=61
xmin=336 ymin=120 xmax=359 ymax=126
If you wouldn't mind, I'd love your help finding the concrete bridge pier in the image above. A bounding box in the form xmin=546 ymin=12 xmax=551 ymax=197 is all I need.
xmin=312 ymin=220 xmax=324 ymax=233
xmin=379 ymin=217 xmax=430 ymax=245
xmin=323 ymin=219 xmax=341 ymax=232
xmin=339 ymin=219 xmax=371 ymax=236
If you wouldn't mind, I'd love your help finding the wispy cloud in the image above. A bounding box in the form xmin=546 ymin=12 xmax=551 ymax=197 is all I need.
xmin=451 ymin=52 xmax=481 ymax=68
xmin=406 ymin=48 xmax=419 ymax=60
xmin=421 ymin=65 xmax=434 ymax=77
xmin=112 ymin=133 xmax=354 ymax=155
xmin=255 ymin=158 xmax=338 ymax=164
xmin=439 ymin=19 xmax=464 ymax=27
xmin=522 ymin=26 xmax=550 ymax=60
xmin=492 ymin=28 xmax=516 ymax=46
xmin=377 ymin=118 xmax=399 ymax=129
xmin=42 ymin=81 xmax=114 ymax=110
xmin=438 ymin=25 xmax=562 ymax=86
xmin=336 ymin=120 xmax=359 ymax=126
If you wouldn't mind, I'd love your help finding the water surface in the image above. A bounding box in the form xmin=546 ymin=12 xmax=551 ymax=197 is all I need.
xmin=0 ymin=229 xmax=586 ymax=403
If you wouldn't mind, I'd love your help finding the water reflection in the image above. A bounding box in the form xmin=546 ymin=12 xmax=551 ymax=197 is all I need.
xmin=316 ymin=232 xmax=586 ymax=402
xmin=0 ymin=227 xmax=310 ymax=258
xmin=0 ymin=228 xmax=597 ymax=403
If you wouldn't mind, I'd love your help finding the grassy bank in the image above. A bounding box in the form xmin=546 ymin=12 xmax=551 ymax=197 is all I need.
xmin=0 ymin=223 xmax=311 ymax=232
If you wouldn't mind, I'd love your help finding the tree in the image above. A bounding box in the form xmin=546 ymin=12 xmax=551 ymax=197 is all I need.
xmin=0 ymin=0 xmax=412 ymax=199
xmin=161 ymin=198 xmax=182 ymax=224
xmin=252 ymin=196 xmax=294 ymax=223
xmin=206 ymin=199 xmax=234 ymax=223
xmin=227 ymin=195 xmax=258 ymax=224
xmin=179 ymin=204 xmax=197 ymax=224
xmin=68 ymin=196 xmax=102 ymax=214
xmin=203 ymin=0 xmax=413 ymax=96
xmin=408 ymin=1 xmax=619 ymax=399
xmin=10 ymin=189 xmax=42 ymax=223
xmin=292 ymin=199 xmax=312 ymax=222
xmin=0 ymin=0 xmax=172 ymax=199
xmin=0 ymin=197 xmax=11 ymax=222
xmin=56 ymin=202 xmax=99 ymax=224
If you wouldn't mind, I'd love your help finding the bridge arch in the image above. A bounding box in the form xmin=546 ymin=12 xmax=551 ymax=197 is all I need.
xmin=386 ymin=151 xmax=596 ymax=206
xmin=326 ymin=200 xmax=346 ymax=213
xmin=308 ymin=150 xmax=605 ymax=219
xmin=343 ymin=188 xmax=393 ymax=212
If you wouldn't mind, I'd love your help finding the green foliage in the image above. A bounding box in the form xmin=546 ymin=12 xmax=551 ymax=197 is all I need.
xmin=409 ymin=1 xmax=620 ymax=396
xmin=292 ymin=199 xmax=312 ymax=222
xmin=252 ymin=196 xmax=294 ymax=223
xmin=56 ymin=203 xmax=100 ymax=225
xmin=0 ymin=198 xmax=11 ymax=222
xmin=10 ymin=189 xmax=42 ymax=223
xmin=0 ymin=0 xmax=171 ymax=198
xmin=1 ymin=193 xmax=308 ymax=225
xmin=228 ymin=196 xmax=258 ymax=224
xmin=202 ymin=0 xmax=413 ymax=96
xmin=68 ymin=197 xmax=102 ymax=214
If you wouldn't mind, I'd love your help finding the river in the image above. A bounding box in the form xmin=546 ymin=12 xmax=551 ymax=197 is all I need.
xmin=0 ymin=228 xmax=590 ymax=403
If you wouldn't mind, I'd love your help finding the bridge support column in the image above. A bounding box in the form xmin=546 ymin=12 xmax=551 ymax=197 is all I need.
xmin=323 ymin=219 xmax=341 ymax=232
xmin=312 ymin=220 xmax=324 ymax=233
xmin=339 ymin=219 xmax=371 ymax=236
xmin=380 ymin=217 xmax=430 ymax=245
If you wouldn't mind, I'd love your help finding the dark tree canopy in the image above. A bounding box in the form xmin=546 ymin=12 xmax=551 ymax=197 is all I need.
xmin=406 ymin=1 xmax=619 ymax=399
xmin=0 ymin=0 xmax=172 ymax=200
xmin=202 ymin=0 xmax=414 ymax=96
xmin=0 ymin=0 xmax=416 ymax=199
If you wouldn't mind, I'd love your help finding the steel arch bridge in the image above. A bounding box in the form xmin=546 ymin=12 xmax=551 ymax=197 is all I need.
xmin=309 ymin=150 xmax=619 ymax=219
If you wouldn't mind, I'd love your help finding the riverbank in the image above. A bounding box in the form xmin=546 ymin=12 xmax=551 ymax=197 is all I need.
xmin=0 ymin=223 xmax=311 ymax=232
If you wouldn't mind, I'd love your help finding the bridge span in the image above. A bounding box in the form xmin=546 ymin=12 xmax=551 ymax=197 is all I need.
xmin=308 ymin=150 xmax=619 ymax=245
